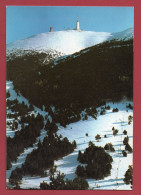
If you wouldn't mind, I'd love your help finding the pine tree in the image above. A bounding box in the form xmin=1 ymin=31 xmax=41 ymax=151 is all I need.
xmin=123 ymin=165 xmax=133 ymax=185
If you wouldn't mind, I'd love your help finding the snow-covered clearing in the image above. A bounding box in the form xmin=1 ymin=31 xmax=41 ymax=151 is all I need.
xmin=6 ymin=81 xmax=29 ymax=105
xmin=20 ymin=100 xmax=133 ymax=190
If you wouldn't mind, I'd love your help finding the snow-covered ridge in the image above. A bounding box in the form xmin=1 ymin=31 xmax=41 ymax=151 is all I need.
xmin=7 ymin=28 xmax=133 ymax=56
xmin=109 ymin=28 xmax=134 ymax=41
xmin=7 ymin=30 xmax=111 ymax=55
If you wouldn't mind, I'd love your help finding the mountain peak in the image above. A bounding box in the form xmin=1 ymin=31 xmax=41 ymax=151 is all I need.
xmin=7 ymin=28 xmax=133 ymax=56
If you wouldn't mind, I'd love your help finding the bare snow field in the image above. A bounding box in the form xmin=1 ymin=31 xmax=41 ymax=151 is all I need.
xmin=7 ymin=28 xmax=133 ymax=56
xmin=6 ymin=31 xmax=112 ymax=55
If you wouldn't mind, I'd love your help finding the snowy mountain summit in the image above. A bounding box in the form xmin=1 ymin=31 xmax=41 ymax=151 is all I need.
xmin=7 ymin=28 xmax=133 ymax=56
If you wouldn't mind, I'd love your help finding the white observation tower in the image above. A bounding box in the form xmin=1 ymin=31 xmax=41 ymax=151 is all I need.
xmin=76 ymin=18 xmax=80 ymax=30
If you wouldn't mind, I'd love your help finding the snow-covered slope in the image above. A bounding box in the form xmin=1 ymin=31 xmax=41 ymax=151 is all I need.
xmin=20 ymin=101 xmax=133 ymax=190
xmin=110 ymin=28 xmax=134 ymax=41
xmin=7 ymin=30 xmax=111 ymax=55
xmin=6 ymin=80 xmax=133 ymax=190
xmin=7 ymin=28 xmax=133 ymax=56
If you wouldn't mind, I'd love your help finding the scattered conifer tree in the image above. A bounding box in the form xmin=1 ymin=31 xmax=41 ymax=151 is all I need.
xmin=123 ymin=130 xmax=127 ymax=135
xmin=104 ymin=143 xmax=115 ymax=152
xmin=122 ymin=150 xmax=127 ymax=157
xmin=95 ymin=134 xmax=101 ymax=142
xmin=123 ymin=136 xmax=129 ymax=145
xmin=113 ymin=129 xmax=118 ymax=136
xmin=128 ymin=115 xmax=133 ymax=125
xmin=125 ymin=143 xmax=133 ymax=153
xmin=112 ymin=108 xmax=119 ymax=112
xmin=123 ymin=165 xmax=133 ymax=185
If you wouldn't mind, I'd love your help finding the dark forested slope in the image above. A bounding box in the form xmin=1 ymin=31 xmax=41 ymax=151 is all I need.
xmin=7 ymin=39 xmax=133 ymax=110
